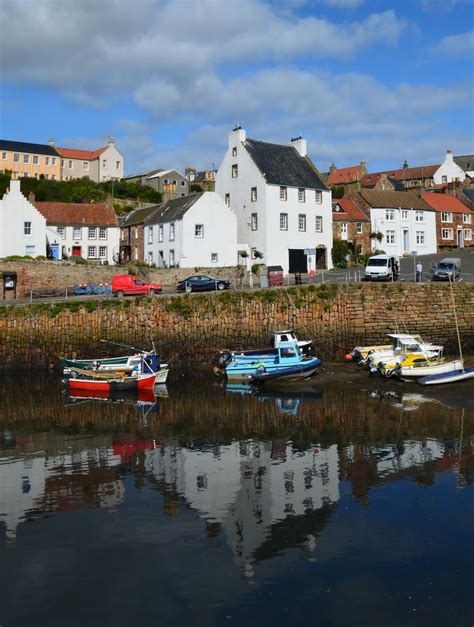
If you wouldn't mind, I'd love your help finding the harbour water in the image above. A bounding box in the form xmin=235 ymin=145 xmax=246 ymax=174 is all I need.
xmin=0 ymin=368 xmax=473 ymax=627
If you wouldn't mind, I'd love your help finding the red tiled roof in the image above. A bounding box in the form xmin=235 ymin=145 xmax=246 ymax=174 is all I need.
xmin=360 ymin=173 xmax=381 ymax=187
xmin=422 ymin=192 xmax=473 ymax=214
xmin=332 ymin=198 xmax=369 ymax=221
xmin=35 ymin=202 xmax=118 ymax=226
xmin=327 ymin=165 xmax=360 ymax=186
xmin=366 ymin=165 xmax=439 ymax=182
xmin=56 ymin=146 xmax=108 ymax=160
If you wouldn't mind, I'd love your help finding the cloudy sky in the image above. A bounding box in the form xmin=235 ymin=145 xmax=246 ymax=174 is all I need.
xmin=1 ymin=0 xmax=473 ymax=175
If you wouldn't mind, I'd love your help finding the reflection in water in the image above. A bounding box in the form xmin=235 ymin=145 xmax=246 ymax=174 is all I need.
xmin=0 ymin=372 xmax=473 ymax=626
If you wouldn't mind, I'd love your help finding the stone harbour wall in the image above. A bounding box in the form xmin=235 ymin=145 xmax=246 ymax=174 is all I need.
xmin=0 ymin=282 xmax=473 ymax=370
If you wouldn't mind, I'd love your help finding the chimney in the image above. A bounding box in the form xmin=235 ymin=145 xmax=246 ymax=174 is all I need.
xmin=28 ymin=191 xmax=35 ymax=204
xmin=359 ymin=160 xmax=367 ymax=176
xmin=289 ymin=135 xmax=307 ymax=157
xmin=108 ymin=137 xmax=115 ymax=145
xmin=402 ymin=159 xmax=409 ymax=169
xmin=445 ymin=149 xmax=454 ymax=162
xmin=229 ymin=125 xmax=246 ymax=148
xmin=49 ymin=137 xmax=55 ymax=147
xmin=330 ymin=163 xmax=337 ymax=175
xmin=9 ymin=176 xmax=21 ymax=194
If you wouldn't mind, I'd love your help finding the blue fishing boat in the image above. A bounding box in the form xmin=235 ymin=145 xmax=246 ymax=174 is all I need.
xmin=224 ymin=340 xmax=321 ymax=384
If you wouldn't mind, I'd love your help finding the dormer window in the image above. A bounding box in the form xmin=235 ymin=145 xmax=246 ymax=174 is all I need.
xmin=232 ymin=164 xmax=238 ymax=178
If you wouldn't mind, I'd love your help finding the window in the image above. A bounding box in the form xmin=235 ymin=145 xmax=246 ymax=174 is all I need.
xmin=45 ymin=157 xmax=50 ymax=165
xmin=464 ymin=228 xmax=472 ymax=240
xmin=415 ymin=210 xmax=424 ymax=222
xmin=73 ymin=227 xmax=82 ymax=240
xmin=356 ymin=222 xmax=363 ymax=234
xmin=169 ymin=223 xmax=175 ymax=240
xmin=442 ymin=175 xmax=447 ymax=183
xmin=61 ymin=159 xmax=65 ymax=166
xmin=134 ymin=246 xmax=138 ymax=260
xmin=148 ymin=251 xmax=153 ymax=265
xmin=83 ymin=161 xmax=89 ymax=171
xmin=251 ymin=187 xmax=257 ymax=202
xmin=102 ymin=159 xmax=107 ymax=168
xmin=195 ymin=224 xmax=204 ymax=238
xmin=172 ymin=179 xmax=177 ymax=185
xmin=13 ymin=153 xmax=19 ymax=162
xmin=25 ymin=245 xmax=35 ymax=256
xmin=463 ymin=213 xmax=472 ymax=223
xmin=298 ymin=214 xmax=306 ymax=231
xmin=386 ymin=230 xmax=395 ymax=244
xmin=51 ymin=174 xmax=56 ymax=180
xmin=23 ymin=154 xmax=29 ymax=164
xmin=225 ymin=193 xmax=230 ymax=207
xmin=315 ymin=216 xmax=323 ymax=233
xmin=51 ymin=157 xmax=56 ymax=165
xmin=232 ymin=147 xmax=237 ymax=156
xmin=231 ymin=164 xmax=238 ymax=178
xmin=134 ymin=226 xmax=139 ymax=239
xmin=148 ymin=226 xmax=153 ymax=244
xmin=401 ymin=210 xmax=409 ymax=220
xmin=315 ymin=190 xmax=322 ymax=204
xmin=298 ymin=188 xmax=305 ymax=202
xmin=158 ymin=225 xmax=164 ymax=242
xmin=57 ymin=227 xmax=65 ymax=239
xmin=99 ymin=227 xmax=107 ymax=240
xmin=158 ymin=250 xmax=164 ymax=266
xmin=87 ymin=246 xmax=97 ymax=259
xmin=24 ymin=221 xmax=32 ymax=235
xmin=385 ymin=209 xmax=395 ymax=221
xmin=211 ymin=252 xmax=218 ymax=263
xmin=280 ymin=186 xmax=287 ymax=201
xmin=280 ymin=213 xmax=288 ymax=230
xmin=341 ymin=222 xmax=347 ymax=235
xmin=251 ymin=213 xmax=258 ymax=230
xmin=88 ymin=227 xmax=97 ymax=239
xmin=169 ymin=249 xmax=175 ymax=266
xmin=441 ymin=212 xmax=452 ymax=222
xmin=181 ymin=180 xmax=186 ymax=187
xmin=44 ymin=174 xmax=49 ymax=180
xmin=23 ymin=172 xmax=29 ymax=177
xmin=164 ymin=179 xmax=169 ymax=184
xmin=116 ymin=160 xmax=120 ymax=170
xmin=442 ymin=228 xmax=453 ymax=239
xmin=1 ymin=152 xmax=6 ymax=159
xmin=68 ymin=160 xmax=73 ymax=169
xmin=416 ymin=231 xmax=425 ymax=245
xmin=99 ymin=246 xmax=107 ymax=259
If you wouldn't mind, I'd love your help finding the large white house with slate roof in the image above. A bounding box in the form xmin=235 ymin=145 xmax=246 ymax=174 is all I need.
xmin=215 ymin=126 xmax=333 ymax=274
xmin=143 ymin=192 xmax=237 ymax=268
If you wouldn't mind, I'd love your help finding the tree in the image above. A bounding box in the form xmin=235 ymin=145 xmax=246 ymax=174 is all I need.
xmin=332 ymin=239 xmax=350 ymax=268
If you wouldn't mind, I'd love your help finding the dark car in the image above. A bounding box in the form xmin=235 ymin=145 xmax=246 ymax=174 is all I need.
xmin=177 ymin=274 xmax=230 ymax=293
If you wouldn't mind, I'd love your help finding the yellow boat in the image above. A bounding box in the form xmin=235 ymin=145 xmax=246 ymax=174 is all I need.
xmin=379 ymin=352 xmax=463 ymax=379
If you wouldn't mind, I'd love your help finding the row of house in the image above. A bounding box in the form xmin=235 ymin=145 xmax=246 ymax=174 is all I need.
xmin=1 ymin=127 xmax=473 ymax=271
xmin=0 ymin=138 xmax=124 ymax=182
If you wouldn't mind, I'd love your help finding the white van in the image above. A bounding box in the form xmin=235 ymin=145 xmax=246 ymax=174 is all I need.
xmin=364 ymin=254 xmax=400 ymax=281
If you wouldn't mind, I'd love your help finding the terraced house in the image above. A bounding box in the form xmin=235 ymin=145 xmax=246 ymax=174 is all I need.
xmin=0 ymin=139 xmax=61 ymax=180
xmin=422 ymin=192 xmax=473 ymax=249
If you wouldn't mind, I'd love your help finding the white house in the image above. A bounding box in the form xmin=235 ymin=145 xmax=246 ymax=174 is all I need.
xmin=215 ymin=127 xmax=333 ymax=275
xmin=144 ymin=191 xmax=237 ymax=268
xmin=0 ymin=177 xmax=47 ymax=258
xmin=433 ymin=150 xmax=467 ymax=185
xmin=35 ymin=201 xmax=120 ymax=264
xmin=357 ymin=190 xmax=437 ymax=256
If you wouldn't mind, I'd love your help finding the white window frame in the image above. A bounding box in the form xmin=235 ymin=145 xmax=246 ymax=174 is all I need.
xmin=169 ymin=223 xmax=175 ymax=241
xmin=68 ymin=160 xmax=73 ymax=169
xmin=464 ymin=228 xmax=472 ymax=240
xmin=298 ymin=214 xmax=306 ymax=232
xmin=73 ymin=227 xmax=82 ymax=240
xmin=83 ymin=161 xmax=89 ymax=171
xmin=87 ymin=246 xmax=97 ymax=259
xmin=441 ymin=175 xmax=447 ymax=183
xmin=88 ymin=227 xmax=97 ymax=239
xmin=341 ymin=222 xmax=348 ymax=235
xmin=195 ymin=224 xmax=204 ymax=238
xmin=13 ymin=153 xmax=19 ymax=163
xmin=25 ymin=245 xmax=35 ymax=256
xmin=401 ymin=210 xmax=409 ymax=220
xmin=386 ymin=230 xmax=396 ymax=244
xmin=231 ymin=164 xmax=238 ymax=178
xmin=99 ymin=246 xmax=107 ymax=259
xmin=225 ymin=193 xmax=230 ymax=207
xmin=24 ymin=221 xmax=32 ymax=235
xmin=463 ymin=213 xmax=472 ymax=224
xmin=148 ymin=226 xmax=153 ymax=244
xmin=169 ymin=249 xmax=175 ymax=266
xmin=416 ymin=231 xmax=425 ymax=245
xmin=356 ymin=222 xmax=363 ymax=234
xmin=57 ymin=227 xmax=65 ymax=239
xmin=280 ymin=186 xmax=287 ymax=201
xmin=1 ymin=152 xmax=6 ymax=160
xmin=415 ymin=210 xmax=424 ymax=222
xmin=51 ymin=157 xmax=56 ymax=165
xmin=45 ymin=156 xmax=50 ymax=165
xmin=315 ymin=216 xmax=323 ymax=233
xmin=232 ymin=147 xmax=237 ymax=156
xmin=315 ymin=190 xmax=322 ymax=204
xmin=280 ymin=213 xmax=288 ymax=231
xmin=441 ymin=212 xmax=452 ymax=222
xmin=23 ymin=154 xmax=29 ymax=164
xmin=99 ymin=227 xmax=107 ymax=240
xmin=298 ymin=188 xmax=306 ymax=203
xmin=442 ymin=228 xmax=453 ymax=240
xmin=158 ymin=225 xmax=164 ymax=242
xmin=385 ymin=209 xmax=395 ymax=221
xmin=251 ymin=187 xmax=257 ymax=202
xmin=211 ymin=252 xmax=218 ymax=263
xmin=251 ymin=213 xmax=258 ymax=231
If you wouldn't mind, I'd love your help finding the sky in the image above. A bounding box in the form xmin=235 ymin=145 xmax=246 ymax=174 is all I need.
xmin=0 ymin=0 xmax=473 ymax=176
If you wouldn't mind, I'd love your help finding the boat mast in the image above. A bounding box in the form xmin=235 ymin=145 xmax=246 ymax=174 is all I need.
xmin=448 ymin=274 xmax=464 ymax=372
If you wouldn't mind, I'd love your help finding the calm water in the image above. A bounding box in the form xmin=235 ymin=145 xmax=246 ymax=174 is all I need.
xmin=0 ymin=369 xmax=473 ymax=627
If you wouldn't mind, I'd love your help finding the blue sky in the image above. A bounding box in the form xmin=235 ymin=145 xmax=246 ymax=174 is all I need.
xmin=0 ymin=0 xmax=473 ymax=176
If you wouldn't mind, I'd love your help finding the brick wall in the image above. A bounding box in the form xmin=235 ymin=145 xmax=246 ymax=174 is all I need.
xmin=333 ymin=221 xmax=371 ymax=254
xmin=0 ymin=283 xmax=472 ymax=369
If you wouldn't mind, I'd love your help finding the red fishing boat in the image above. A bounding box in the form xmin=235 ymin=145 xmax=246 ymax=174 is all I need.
xmin=67 ymin=370 xmax=157 ymax=392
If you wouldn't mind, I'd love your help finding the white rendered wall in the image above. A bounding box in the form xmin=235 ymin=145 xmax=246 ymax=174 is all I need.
xmin=47 ymin=225 xmax=120 ymax=264
xmin=370 ymin=207 xmax=437 ymax=256
xmin=0 ymin=179 xmax=46 ymax=257
xmin=433 ymin=150 xmax=466 ymax=185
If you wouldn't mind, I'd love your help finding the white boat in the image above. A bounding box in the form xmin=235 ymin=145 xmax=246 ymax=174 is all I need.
xmin=391 ymin=358 xmax=464 ymax=379
xmin=418 ymin=368 xmax=474 ymax=385
xmin=367 ymin=334 xmax=443 ymax=369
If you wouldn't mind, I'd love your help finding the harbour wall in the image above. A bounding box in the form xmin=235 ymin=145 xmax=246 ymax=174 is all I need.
xmin=0 ymin=283 xmax=473 ymax=370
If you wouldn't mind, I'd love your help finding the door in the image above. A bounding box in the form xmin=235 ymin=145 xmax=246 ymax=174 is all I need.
xmin=457 ymin=229 xmax=463 ymax=247
xmin=72 ymin=246 xmax=81 ymax=257
xmin=316 ymin=247 xmax=327 ymax=270
xmin=288 ymin=249 xmax=307 ymax=274
xmin=403 ymin=230 xmax=409 ymax=253
xmin=341 ymin=222 xmax=348 ymax=240
xmin=50 ymin=244 xmax=60 ymax=260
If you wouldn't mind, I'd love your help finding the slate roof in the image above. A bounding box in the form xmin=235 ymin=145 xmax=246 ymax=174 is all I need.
xmin=35 ymin=202 xmax=118 ymax=226
xmin=119 ymin=204 xmax=161 ymax=227
xmin=0 ymin=139 xmax=59 ymax=156
xmin=244 ymin=139 xmax=327 ymax=190
xmin=327 ymin=165 xmax=360 ymax=186
xmin=56 ymin=146 xmax=108 ymax=160
xmin=463 ymin=188 xmax=474 ymax=203
xmin=144 ymin=193 xmax=204 ymax=225
xmin=454 ymin=155 xmax=474 ymax=172
xmin=358 ymin=190 xmax=433 ymax=211
xmin=332 ymin=198 xmax=369 ymax=221
xmin=422 ymin=192 xmax=472 ymax=214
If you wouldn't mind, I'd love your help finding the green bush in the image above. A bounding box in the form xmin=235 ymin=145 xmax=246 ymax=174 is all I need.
xmin=332 ymin=239 xmax=349 ymax=269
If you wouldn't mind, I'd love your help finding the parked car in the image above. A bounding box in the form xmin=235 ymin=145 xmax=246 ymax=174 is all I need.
xmin=363 ymin=254 xmax=399 ymax=281
xmin=430 ymin=257 xmax=461 ymax=281
xmin=111 ymin=275 xmax=162 ymax=297
xmin=177 ymin=274 xmax=230 ymax=293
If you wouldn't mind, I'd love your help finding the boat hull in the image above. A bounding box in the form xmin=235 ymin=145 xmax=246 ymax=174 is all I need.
xmin=67 ymin=372 xmax=161 ymax=392
xmin=227 ymin=357 xmax=321 ymax=383
xmin=395 ymin=359 xmax=464 ymax=379
xmin=418 ymin=368 xmax=474 ymax=385
xmin=249 ymin=362 xmax=321 ymax=385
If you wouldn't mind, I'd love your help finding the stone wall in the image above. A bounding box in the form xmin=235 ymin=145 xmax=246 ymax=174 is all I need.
xmin=0 ymin=282 xmax=472 ymax=369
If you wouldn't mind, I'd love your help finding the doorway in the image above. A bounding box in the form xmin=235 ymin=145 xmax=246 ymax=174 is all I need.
xmin=403 ymin=229 xmax=409 ymax=253
xmin=72 ymin=246 xmax=82 ymax=257
xmin=457 ymin=229 xmax=463 ymax=247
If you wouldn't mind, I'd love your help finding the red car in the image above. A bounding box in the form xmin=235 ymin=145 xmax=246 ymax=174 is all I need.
xmin=111 ymin=275 xmax=162 ymax=297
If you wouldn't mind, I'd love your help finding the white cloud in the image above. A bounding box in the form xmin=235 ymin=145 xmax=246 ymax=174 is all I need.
xmin=434 ymin=31 xmax=474 ymax=57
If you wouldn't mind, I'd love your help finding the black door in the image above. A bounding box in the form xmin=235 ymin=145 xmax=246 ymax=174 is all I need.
xmin=288 ymin=249 xmax=307 ymax=274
